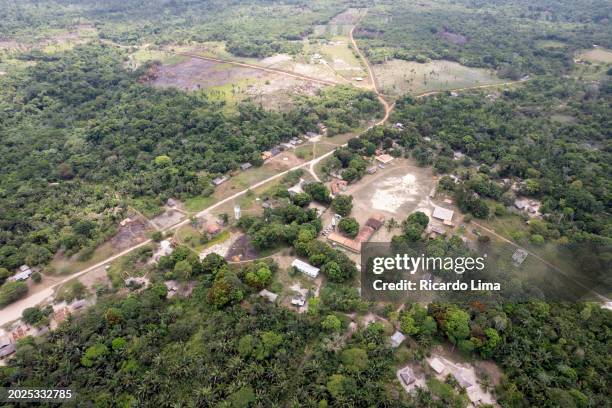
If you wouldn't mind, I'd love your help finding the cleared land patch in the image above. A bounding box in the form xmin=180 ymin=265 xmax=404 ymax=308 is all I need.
xmin=578 ymin=47 xmax=612 ymax=63
xmin=143 ymin=56 xmax=327 ymax=110
xmin=373 ymin=59 xmax=505 ymax=98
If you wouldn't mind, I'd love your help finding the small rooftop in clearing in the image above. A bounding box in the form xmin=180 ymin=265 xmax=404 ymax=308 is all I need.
xmin=375 ymin=154 xmax=394 ymax=164
xmin=432 ymin=206 xmax=454 ymax=222
xmin=390 ymin=331 xmax=406 ymax=348
xmin=291 ymin=259 xmax=320 ymax=278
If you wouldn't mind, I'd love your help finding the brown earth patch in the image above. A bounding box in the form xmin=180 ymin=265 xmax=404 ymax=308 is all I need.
xmin=146 ymin=57 xmax=267 ymax=91
xmin=225 ymin=234 xmax=258 ymax=262
xmin=111 ymin=217 xmax=151 ymax=251
xmin=438 ymin=28 xmax=468 ymax=45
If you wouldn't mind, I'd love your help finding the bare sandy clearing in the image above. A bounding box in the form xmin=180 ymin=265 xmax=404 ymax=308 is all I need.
xmin=151 ymin=208 xmax=185 ymax=230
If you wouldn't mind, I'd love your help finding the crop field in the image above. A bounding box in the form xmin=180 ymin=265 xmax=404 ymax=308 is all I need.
xmin=373 ymin=59 xmax=505 ymax=98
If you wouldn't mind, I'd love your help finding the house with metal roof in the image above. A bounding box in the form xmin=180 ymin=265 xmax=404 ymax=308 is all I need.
xmin=291 ymin=259 xmax=320 ymax=278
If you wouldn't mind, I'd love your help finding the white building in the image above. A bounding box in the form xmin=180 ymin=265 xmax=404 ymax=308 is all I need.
xmin=429 ymin=357 xmax=446 ymax=374
xmin=432 ymin=206 xmax=454 ymax=225
xmin=291 ymin=259 xmax=320 ymax=278
xmin=291 ymin=296 xmax=306 ymax=306
xmin=234 ymin=204 xmax=241 ymax=220
xmin=258 ymin=289 xmax=278 ymax=302
xmin=390 ymin=331 xmax=406 ymax=348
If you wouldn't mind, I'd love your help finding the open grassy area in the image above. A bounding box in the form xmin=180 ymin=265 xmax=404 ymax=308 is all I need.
xmin=578 ymin=47 xmax=612 ymax=63
xmin=176 ymin=224 xmax=230 ymax=253
xmin=49 ymin=241 xmax=117 ymax=276
xmin=373 ymin=59 xmax=505 ymax=98
xmin=184 ymin=195 xmax=216 ymax=213
xmin=130 ymin=49 xmax=188 ymax=66
xmin=477 ymin=213 xmax=582 ymax=277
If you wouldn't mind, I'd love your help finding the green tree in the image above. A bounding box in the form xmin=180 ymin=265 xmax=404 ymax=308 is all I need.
xmin=338 ymin=217 xmax=359 ymax=238
xmin=22 ymin=307 xmax=44 ymax=325
xmin=174 ymin=260 xmax=193 ymax=281
xmin=340 ymin=347 xmax=369 ymax=373
xmin=0 ymin=281 xmax=28 ymax=307
xmin=331 ymin=195 xmax=353 ymax=216
xmin=321 ymin=314 xmax=342 ymax=332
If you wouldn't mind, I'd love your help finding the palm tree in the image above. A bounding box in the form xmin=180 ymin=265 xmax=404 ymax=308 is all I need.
xmin=386 ymin=217 xmax=398 ymax=232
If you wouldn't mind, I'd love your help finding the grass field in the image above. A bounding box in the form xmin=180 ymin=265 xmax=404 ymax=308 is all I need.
xmin=129 ymin=49 xmax=188 ymax=67
xmin=176 ymin=224 xmax=230 ymax=253
xmin=49 ymin=241 xmax=117 ymax=276
xmin=578 ymin=47 xmax=612 ymax=63
xmin=373 ymin=59 xmax=505 ymax=98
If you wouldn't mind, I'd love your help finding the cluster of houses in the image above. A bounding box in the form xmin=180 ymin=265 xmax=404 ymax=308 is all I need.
xmin=327 ymin=214 xmax=385 ymax=254
xmin=0 ymin=299 xmax=88 ymax=360
xmin=427 ymin=357 xmax=495 ymax=405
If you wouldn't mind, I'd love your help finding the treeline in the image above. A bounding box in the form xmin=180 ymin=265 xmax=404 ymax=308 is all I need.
xmin=0 ymin=44 xmax=381 ymax=272
xmin=0 ymin=0 xmax=349 ymax=58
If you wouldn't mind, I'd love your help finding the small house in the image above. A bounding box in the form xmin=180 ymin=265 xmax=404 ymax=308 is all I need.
xmin=329 ymin=178 xmax=348 ymax=196
xmin=432 ymin=207 xmax=454 ymax=225
xmin=291 ymin=259 xmax=320 ymax=278
xmin=291 ymin=296 xmax=306 ymax=307
xmin=0 ymin=337 xmax=15 ymax=358
xmin=390 ymin=331 xmax=406 ymax=348
xmin=270 ymin=147 xmax=281 ymax=156
xmin=212 ymin=176 xmax=228 ymax=186
xmin=429 ymin=357 xmax=446 ymax=374
xmin=375 ymin=154 xmax=394 ymax=164
xmin=240 ymin=162 xmax=252 ymax=171
xmin=512 ymin=248 xmax=528 ymax=266
xmin=206 ymin=223 xmax=222 ymax=236
xmin=261 ymin=151 xmax=273 ymax=161
xmin=400 ymin=369 xmax=416 ymax=386
xmin=11 ymin=265 xmax=32 ymax=281
xmin=367 ymin=166 xmax=377 ymax=174
xmin=71 ymin=299 xmax=86 ymax=310
xmin=258 ymin=289 xmax=278 ymax=303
